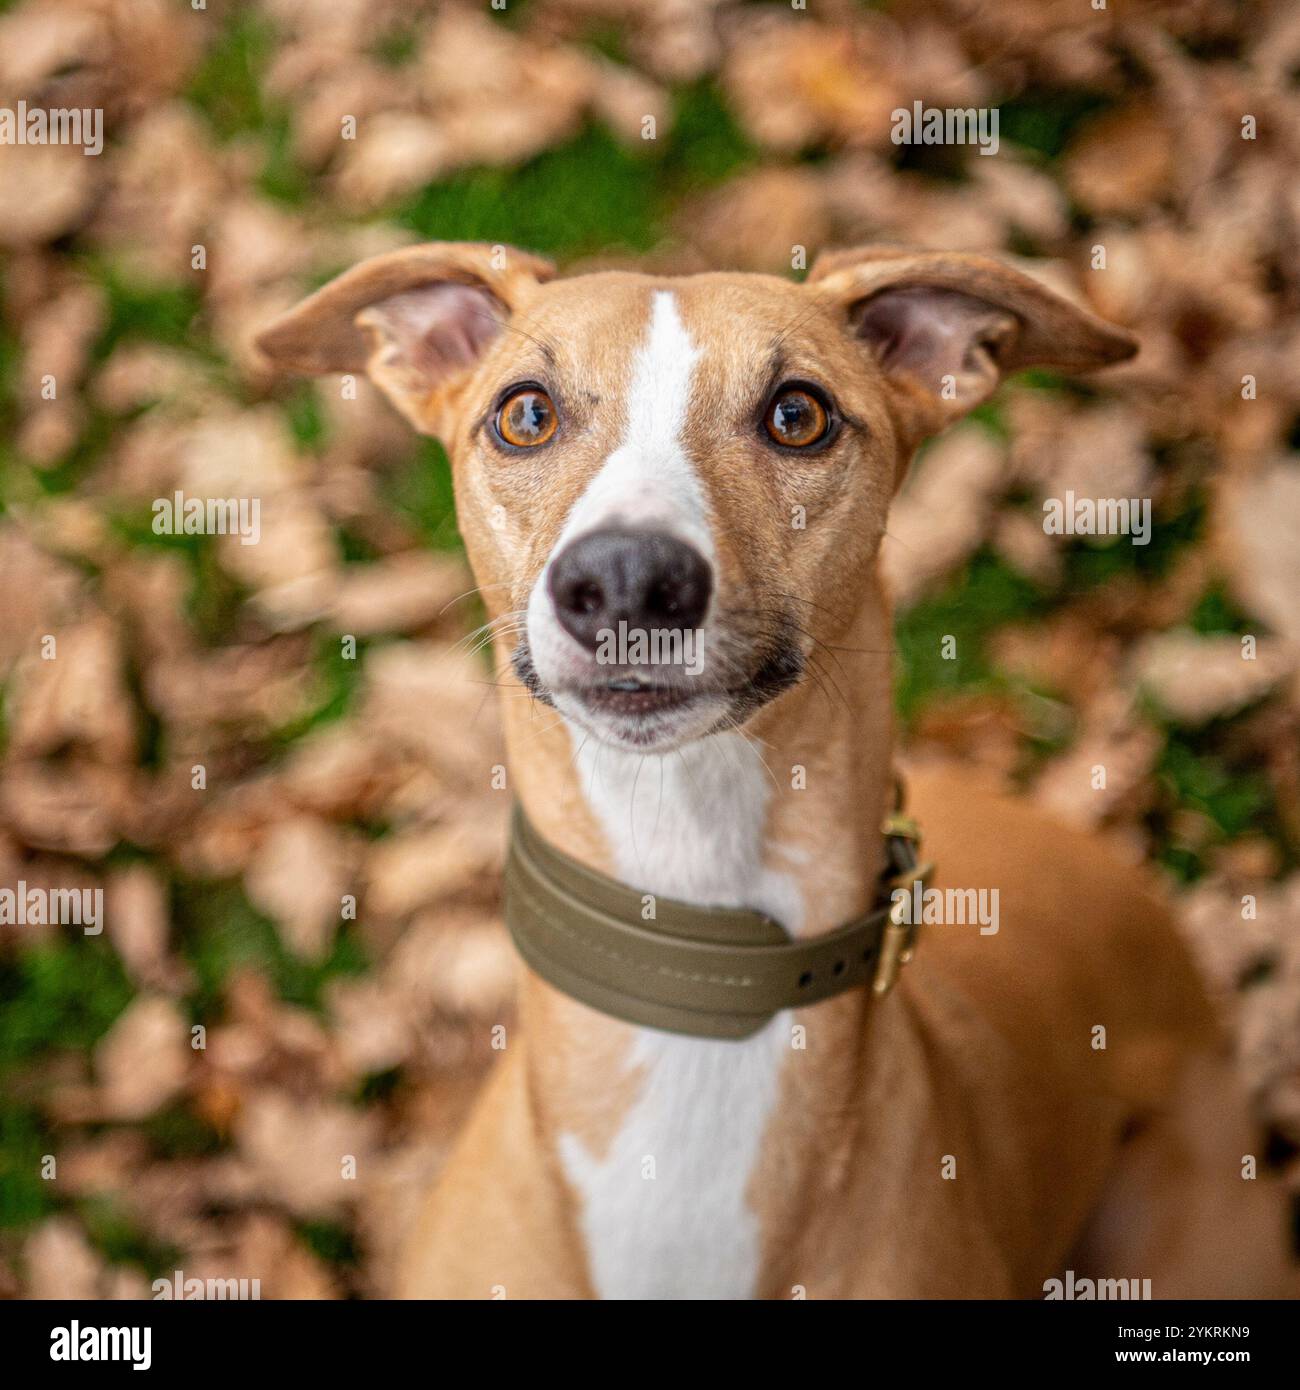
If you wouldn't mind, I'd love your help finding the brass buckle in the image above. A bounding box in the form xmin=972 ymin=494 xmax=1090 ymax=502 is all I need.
xmin=872 ymin=860 xmax=932 ymax=997
xmin=881 ymin=811 xmax=921 ymax=841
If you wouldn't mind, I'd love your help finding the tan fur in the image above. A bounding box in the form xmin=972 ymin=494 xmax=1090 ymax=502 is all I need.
xmin=257 ymin=244 xmax=1292 ymax=1300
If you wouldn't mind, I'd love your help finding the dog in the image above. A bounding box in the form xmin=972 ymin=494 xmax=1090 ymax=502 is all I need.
xmin=257 ymin=242 xmax=1294 ymax=1299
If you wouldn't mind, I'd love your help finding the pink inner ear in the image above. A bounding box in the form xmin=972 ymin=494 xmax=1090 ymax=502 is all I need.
xmin=366 ymin=281 xmax=506 ymax=383
xmin=853 ymin=286 xmax=1017 ymax=381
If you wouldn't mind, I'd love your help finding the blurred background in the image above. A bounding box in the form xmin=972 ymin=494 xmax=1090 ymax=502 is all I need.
xmin=1 ymin=0 xmax=1298 ymax=1298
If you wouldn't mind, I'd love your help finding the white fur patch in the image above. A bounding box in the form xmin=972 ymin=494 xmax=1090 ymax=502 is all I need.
xmin=525 ymin=291 xmax=716 ymax=701
xmin=556 ymin=289 xmax=713 ymax=556
xmin=558 ymin=1014 xmax=788 ymax=1300
xmin=557 ymin=677 xmax=801 ymax=1301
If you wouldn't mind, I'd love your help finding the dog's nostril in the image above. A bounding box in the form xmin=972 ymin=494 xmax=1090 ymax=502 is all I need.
xmin=571 ymin=581 xmax=603 ymax=615
xmin=649 ymin=581 xmax=680 ymax=617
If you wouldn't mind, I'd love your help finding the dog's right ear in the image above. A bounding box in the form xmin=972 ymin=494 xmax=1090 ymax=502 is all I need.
xmin=255 ymin=242 xmax=555 ymax=435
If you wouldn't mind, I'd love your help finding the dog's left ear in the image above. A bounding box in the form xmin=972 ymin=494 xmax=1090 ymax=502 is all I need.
xmin=255 ymin=241 xmax=555 ymax=436
xmin=808 ymin=246 xmax=1137 ymax=450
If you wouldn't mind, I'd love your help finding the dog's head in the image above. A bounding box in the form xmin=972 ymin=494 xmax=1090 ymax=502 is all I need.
xmin=258 ymin=242 xmax=1134 ymax=753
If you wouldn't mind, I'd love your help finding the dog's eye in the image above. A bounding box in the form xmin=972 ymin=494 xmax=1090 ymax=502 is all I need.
xmin=764 ymin=387 xmax=829 ymax=449
xmin=496 ymin=387 xmax=557 ymax=448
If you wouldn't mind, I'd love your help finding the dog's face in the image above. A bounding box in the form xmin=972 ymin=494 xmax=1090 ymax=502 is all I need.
xmin=259 ymin=243 xmax=1134 ymax=753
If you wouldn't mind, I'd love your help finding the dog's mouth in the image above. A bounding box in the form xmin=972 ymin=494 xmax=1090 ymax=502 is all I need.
xmin=511 ymin=636 xmax=804 ymax=748
xmin=579 ymin=676 xmax=701 ymax=719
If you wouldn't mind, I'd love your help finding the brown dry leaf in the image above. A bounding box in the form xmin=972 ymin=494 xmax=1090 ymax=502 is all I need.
xmin=0 ymin=4 xmax=105 ymax=90
xmin=0 ymin=761 xmax=124 ymax=856
xmin=278 ymin=725 xmax=396 ymax=818
xmin=17 ymin=400 xmax=84 ymax=466
xmin=723 ymin=13 xmax=902 ymax=153
xmin=1233 ymin=873 xmax=1300 ymax=1130
xmin=234 ymin=1091 xmax=377 ymax=1218
xmin=881 ymin=426 xmax=1005 ymax=609
xmin=387 ymin=908 xmax=515 ymax=1019
xmin=327 ymin=551 xmax=472 ymax=636
xmin=1012 ymin=401 xmax=1152 ymax=503
xmin=1131 ymin=629 xmax=1295 ymax=725
xmin=327 ymin=975 xmax=415 ymax=1075
xmin=991 ymin=508 xmax=1062 ymax=588
xmin=18 ymin=281 xmax=104 ymax=400
xmin=363 ymin=814 xmax=505 ymax=919
xmin=969 ymin=157 xmax=1069 ymax=244
xmin=1214 ymin=457 xmax=1300 ymax=645
xmin=6 ymin=615 xmax=137 ymax=763
xmin=1063 ymin=102 xmax=1176 ymax=216
xmin=589 ymin=53 xmax=669 ymax=144
xmin=177 ymin=406 xmax=303 ymax=498
xmin=356 ymin=640 xmax=504 ymax=787
xmin=105 ymin=863 xmax=173 ymax=986
xmin=23 ymin=1218 xmax=104 ymax=1300
xmin=0 ymin=524 xmax=88 ymax=676
xmin=95 ymin=995 xmax=190 ymax=1120
xmin=1179 ymin=879 xmax=1281 ymax=996
xmin=331 ymin=111 xmax=454 ymax=209
xmin=93 ymin=104 xmax=225 ymax=279
xmin=244 ymin=817 xmax=353 ymax=962
xmin=0 ymin=142 xmax=96 ymax=247
xmin=683 ymin=166 xmax=831 ymax=272
xmin=187 ymin=1212 xmax=340 ymax=1300
xmin=1033 ymin=690 xmax=1160 ymax=831
xmin=94 ymin=343 xmax=209 ymax=414
xmin=146 ymin=642 xmax=314 ymax=737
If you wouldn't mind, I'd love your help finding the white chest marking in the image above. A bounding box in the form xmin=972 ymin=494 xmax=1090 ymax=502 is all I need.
xmin=560 ymin=734 xmax=802 ymax=1299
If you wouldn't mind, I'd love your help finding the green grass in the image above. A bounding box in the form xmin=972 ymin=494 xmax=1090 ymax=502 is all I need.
xmin=996 ymin=89 xmax=1116 ymax=160
xmin=397 ymin=83 xmax=755 ymax=258
xmin=78 ymin=1195 xmax=182 ymax=1278
xmin=1152 ymin=732 xmax=1284 ymax=884
xmin=0 ymin=939 xmax=135 ymax=1231
xmin=0 ymin=940 xmax=135 ymax=1069
xmin=398 ymin=124 xmax=664 ymax=256
xmin=894 ymin=549 xmax=1047 ymax=725
xmin=186 ymin=9 xmax=310 ymax=205
xmin=266 ymin=633 xmax=370 ymax=747
xmin=383 ymin=437 xmax=461 ymax=552
xmin=171 ymin=879 xmax=369 ymax=1017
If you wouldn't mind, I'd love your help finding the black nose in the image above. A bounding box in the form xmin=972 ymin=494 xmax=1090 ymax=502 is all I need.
xmin=547 ymin=528 xmax=712 ymax=653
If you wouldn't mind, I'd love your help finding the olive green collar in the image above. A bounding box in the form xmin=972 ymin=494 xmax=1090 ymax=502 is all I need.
xmin=503 ymin=801 xmax=931 ymax=1041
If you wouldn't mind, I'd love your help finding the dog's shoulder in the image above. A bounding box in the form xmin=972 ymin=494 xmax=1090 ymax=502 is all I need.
xmin=901 ymin=761 xmax=1220 ymax=1110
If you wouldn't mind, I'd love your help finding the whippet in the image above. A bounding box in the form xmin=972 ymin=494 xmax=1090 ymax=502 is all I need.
xmin=258 ymin=243 xmax=1293 ymax=1300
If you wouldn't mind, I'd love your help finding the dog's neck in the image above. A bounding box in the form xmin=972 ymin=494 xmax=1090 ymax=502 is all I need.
xmin=492 ymin=579 xmax=897 ymax=1297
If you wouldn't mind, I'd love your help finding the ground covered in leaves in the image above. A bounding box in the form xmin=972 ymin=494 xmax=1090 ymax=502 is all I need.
xmin=1 ymin=0 xmax=1298 ymax=1296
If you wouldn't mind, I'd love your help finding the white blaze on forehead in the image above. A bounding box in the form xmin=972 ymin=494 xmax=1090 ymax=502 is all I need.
xmin=554 ymin=289 xmax=712 ymax=557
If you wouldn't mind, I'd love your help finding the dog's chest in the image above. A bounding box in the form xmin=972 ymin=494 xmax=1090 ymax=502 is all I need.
xmin=557 ymin=733 xmax=802 ymax=1299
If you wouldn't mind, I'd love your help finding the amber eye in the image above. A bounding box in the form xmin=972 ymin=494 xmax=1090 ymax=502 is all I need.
xmin=764 ymin=386 xmax=829 ymax=449
xmin=495 ymin=387 xmax=557 ymax=448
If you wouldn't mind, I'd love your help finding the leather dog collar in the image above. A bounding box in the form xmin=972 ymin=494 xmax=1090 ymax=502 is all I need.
xmin=503 ymin=798 xmax=932 ymax=1041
